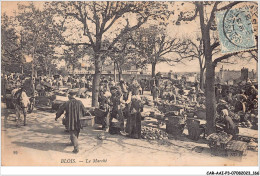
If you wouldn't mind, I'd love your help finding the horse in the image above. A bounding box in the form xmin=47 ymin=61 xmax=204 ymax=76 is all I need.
xmin=11 ymin=88 xmax=34 ymax=126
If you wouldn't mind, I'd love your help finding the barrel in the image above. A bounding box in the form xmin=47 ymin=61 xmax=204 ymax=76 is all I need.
xmin=186 ymin=118 xmax=201 ymax=141
xmin=166 ymin=116 xmax=185 ymax=135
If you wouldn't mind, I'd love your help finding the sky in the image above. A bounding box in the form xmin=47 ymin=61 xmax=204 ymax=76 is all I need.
xmin=1 ymin=1 xmax=258 ymax=73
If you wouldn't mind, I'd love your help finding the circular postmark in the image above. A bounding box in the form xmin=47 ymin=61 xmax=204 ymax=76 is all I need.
xmin=223 ymin=6 xmax=256 ymax=49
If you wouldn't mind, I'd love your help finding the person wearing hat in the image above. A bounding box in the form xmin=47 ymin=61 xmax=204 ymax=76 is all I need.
xmin=55 ymin=90 xmax=86 ymax=153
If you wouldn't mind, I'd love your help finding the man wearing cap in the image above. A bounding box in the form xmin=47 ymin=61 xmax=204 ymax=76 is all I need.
xmin=55 ymin=90 xmax=86 ymax=153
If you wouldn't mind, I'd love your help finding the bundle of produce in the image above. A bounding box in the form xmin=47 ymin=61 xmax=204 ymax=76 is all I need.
xmin=238 ymin=121 xmax=252 ymax=128
xmin=237 ymin=136 xmax=258 ymax=143
xmin=141 ymin=96 xmax=149 ymax=105
xmin=246 ymin=140 xmax=258 ymax=151
xmin=149 ymin=108 xmax=162 ymax=118
xmin=141 ymin=126 xmax=168 ymax=140
xmin=165 ymin=111 xmax=179 ymax=117
xmin=229 ymin=111 xmax=240 ymax=122
xmin=206 ymin=131 xmax=233 ymax=148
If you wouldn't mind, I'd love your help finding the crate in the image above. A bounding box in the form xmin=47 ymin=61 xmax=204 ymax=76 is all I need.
xmin=81 ymin=116 xmax=95 ymax=127
xmin=226 ymin=140 xmax=247 ymax=161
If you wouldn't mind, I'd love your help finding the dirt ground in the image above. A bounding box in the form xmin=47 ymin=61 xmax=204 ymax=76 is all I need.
xmin=1 ymin=92 xmax=258 ymax=166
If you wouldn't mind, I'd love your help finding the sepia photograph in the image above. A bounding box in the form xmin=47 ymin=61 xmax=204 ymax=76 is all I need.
xmin=1 ymin=1 xmax=259 ymax=168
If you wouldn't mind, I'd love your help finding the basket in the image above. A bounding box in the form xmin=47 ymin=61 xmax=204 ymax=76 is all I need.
xmin=81 ymin=116 xmax=95 ymax=127
xmin=207 ymin=132 xmax=233 ymax=150
xmin=51 ymin=100 xmax=65 ymax=111
xmin=94 ymin=108 xmax=107 ymax=124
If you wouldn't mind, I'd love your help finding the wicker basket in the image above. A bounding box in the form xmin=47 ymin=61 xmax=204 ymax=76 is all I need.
xmin=81 ymin=116 xmax=95 ymax=127
xmin=226 ymin=140 xmax=247 ymax=159
xmin=94 ymin=108 xmax=107 ymax=124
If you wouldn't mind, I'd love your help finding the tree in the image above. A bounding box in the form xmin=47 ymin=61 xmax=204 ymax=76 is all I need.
xmin=1 ymin=13 xmax=24 ymax=68
xmin=49 ymin=1 xmax=173 ymax=107
xmin=1 ymin=13 xmax=24 ymax=99
xmin=60 ymin=45 xmax=89 ymax=74
xmin=15 ymin=2 xmax=64 ymax=96
xmin=132 ymin=25 xmax=189 ymax=77
xmin=107 ymin=35 xmax=146 ymax=81
xmin=176 ymin=2 xmax=258 ymax=134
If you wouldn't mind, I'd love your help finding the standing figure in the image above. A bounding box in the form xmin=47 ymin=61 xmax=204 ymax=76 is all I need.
xmin=151 ymin=84 xmax=159 ymax=105
xmin=109 ymin=86 xmax=125 ymax=135
xmin=127 ymin=93 xmax=143 ymax=139
xmin=139 ymin=79 xmax=145 ymax=95
xmin=55 ymin=91 xmax=86 ymax=153
xmin=98 ymin=85 xmax=112 ymax=132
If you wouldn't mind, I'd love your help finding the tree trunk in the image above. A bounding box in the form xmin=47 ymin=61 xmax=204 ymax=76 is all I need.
xmin=116 ymin=62 xmax=122 ymax=81
xmin=151 ymin=62 xmax=156 ymax=78
xmin=2 ymin=65 xmax=7 ymax=101
xmin=199 ymin=68 xmax=205 ymax=90
xmin=198 ymin=3 xmax=216 ymax=135
xmin=92 ymin=54 xmax=102 ymax=107
xmin=119 ymin=69 xmax=122 ymax=82
xmin=31 ymin=60 xmax=36 ymax=101
xmin=114 ymin=61 xmax=116 ymax=82
xmin=205 ymin=61 xmax=216 ymax=135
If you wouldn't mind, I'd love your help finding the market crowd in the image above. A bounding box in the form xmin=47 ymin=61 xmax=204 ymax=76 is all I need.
xmin=2 ymin=72 xmax=258 ymax=153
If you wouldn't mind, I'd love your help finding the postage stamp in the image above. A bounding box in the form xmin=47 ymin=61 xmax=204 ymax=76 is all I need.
xmin=216 ymin=7 xmax=257 ymax=54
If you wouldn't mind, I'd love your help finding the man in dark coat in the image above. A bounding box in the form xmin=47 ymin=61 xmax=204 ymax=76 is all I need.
xmin=55 ymin=91 xmax=85 ymax=153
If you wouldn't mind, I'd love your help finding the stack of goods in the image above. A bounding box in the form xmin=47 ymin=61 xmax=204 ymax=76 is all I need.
xmin=141 ymin=127 xmax=168 ymax=140
xmin=141 ymin=96 xmax=150 ymax=106
xmin=229 ymin=111 xmax=240 ymax=123
xmin=149 ymin=108 xmax=163 ymax=118
xmin=206 ymin=131 xmax=233 ymax=149
xmin=226 ymin=140 xmax=248 ymax=159
xmin=237 ymin=136 xmax=258 ymax=152
xmin=238 ymin=121 xmax=252 ymax=128
xmin=247 ymin=140 xmax=258 ymax=152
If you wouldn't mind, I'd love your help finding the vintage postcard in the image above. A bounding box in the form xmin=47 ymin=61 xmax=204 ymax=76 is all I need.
xmin=1 ymin=1 xmax=258 ymax=168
